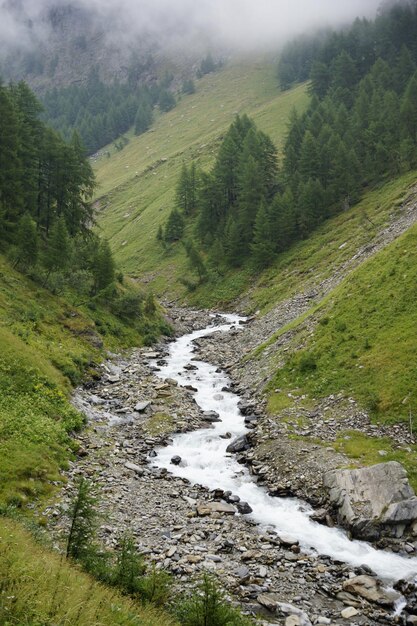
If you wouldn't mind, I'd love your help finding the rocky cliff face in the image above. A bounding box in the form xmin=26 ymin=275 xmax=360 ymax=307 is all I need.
xmin=0 ymin=2 xmax=156 ymax=90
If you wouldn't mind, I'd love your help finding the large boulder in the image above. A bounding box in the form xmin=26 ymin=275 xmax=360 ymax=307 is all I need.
xmin=323 ymin=461 xmax=417 ymax=540
xmin=342 ymin=575 xmax=401 ymax=606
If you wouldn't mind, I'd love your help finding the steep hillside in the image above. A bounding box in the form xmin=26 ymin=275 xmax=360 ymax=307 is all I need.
xmin=0 ymin=254 xmax=179 ymax=625
xmin=93 ymin=58 xmax=308 ymax=297
xmin=0 ymin=254 xmax=167 ymax=509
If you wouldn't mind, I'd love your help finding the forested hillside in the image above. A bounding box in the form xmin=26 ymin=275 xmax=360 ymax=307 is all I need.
xmin=93 ymin=2 xmax=417 ymax=307
xmin=163 ymin=1 xmax=417 ymax=275
xmin=93 ymin=60 xmax=309 ymax=300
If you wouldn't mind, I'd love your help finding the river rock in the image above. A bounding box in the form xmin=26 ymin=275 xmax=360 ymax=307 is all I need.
xmin=323 ymin=461 xmax=417 ymax=539
xmin=171 ymin=455 xmax=182 ymax=466
xmin=236 ymin=501 xmax=253 ymax=514
xmin=196 ymin=502 xmax=236 ymax=516
xmin=280 ymin=603 xmax=312 ymax=626
xmin=236 ymin=565 xmax=250 ymax=582
xmin=134 ymin=401 xmax=151 ymax=412
xmin=202 ymin=411 xmax=221 ymax=423
xmin=341 ymin=606 xmax=359 ymax=619
xmin=226 ymin=435 xmax=250 ymax=453
xmin=343 ymin=575 xmax=401 ymax=606
xmin=238 ymin=401 xmax=255 ymax=416
xmin=257 ymin=593 xmax=282 ymax=612
xmin=124 ymin=462 xmax=144 ymax=476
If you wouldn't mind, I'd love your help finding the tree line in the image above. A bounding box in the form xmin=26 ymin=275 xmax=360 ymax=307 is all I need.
xmin=41 ymin=52 xmax=222 ymax=155
xmin=160 ymin=1 xmax=417 ymax=274
xmin=42 ymin=67 xmax=179 ymax=155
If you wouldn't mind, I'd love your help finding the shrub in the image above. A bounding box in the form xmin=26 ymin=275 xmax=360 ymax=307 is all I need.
xmin=175 ymin=573 xmax=252 ymax=626
xmin=298 ymin=352 xmax=317 ymax=373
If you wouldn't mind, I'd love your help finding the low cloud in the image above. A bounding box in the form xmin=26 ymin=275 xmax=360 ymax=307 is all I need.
xmin=0 ymin=0 xmax=383 ymax=54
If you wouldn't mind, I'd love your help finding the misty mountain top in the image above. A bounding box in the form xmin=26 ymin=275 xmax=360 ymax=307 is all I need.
xmin=1 ymin=0 xmax=383 ymax=54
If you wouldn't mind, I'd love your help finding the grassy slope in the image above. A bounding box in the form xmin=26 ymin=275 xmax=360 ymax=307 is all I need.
xmin=262 ymin=219 xmax=417 ymax=486
xmin=249 ymin=174 xmax=417 ymax=313
xmin=0 ymin=518 xmax=178 ymax=626
xmin=268 ymin=219 xmax=417 ymax=425
xmin=0 ymin=256 xmax=177 ymax=625
xmin=93 ymin=57 xmax=309 ymax=297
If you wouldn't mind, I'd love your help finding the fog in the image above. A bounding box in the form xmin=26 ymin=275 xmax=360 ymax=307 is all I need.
xmin=0 ymin=0 xmax=384 ymax=53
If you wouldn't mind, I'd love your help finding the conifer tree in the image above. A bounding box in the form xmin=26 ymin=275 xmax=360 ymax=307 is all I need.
xmin=66 ymin=478 xmax=97 ymax=562
xmin=183 ymin=239 xmax=207 ymax=281
xmin=223 ymin=215 xmax=243 ymax=267
xmin=14 ymin=213 xmax=38 ymax=268
xmin=251 ymin=201 xmax=275 ymax=269
xmin=401 ymin=71 xmax=417 ymax=142
xmin=165 ymin=209 xmax=185 ymax=242
xmin=44 ymin=215 xmax=70 ymax=274
xmin=93 ymin=239 xmax=115 ymax=293
xmin=134 ymin=99 xmax=153 ymax=135
xmin=182 ymin=79 xmax=196 ymax=94
xmin=175 ymin=164 xmax=191 ymax=215
xmin=159 ymin=90 xmax=176 ymax=112
xmin=270 ymin=190 xmax=297 ymax=253
xmin=0 ymin=83 xmax=22 ymax=224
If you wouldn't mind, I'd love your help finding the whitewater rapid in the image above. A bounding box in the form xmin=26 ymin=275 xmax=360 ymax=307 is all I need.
xmin=152 ymin=314 xmax=417 ymax=584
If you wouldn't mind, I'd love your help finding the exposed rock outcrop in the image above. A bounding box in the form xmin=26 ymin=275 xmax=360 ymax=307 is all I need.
xmin=323 ymin=461 xmax=417 ymax=540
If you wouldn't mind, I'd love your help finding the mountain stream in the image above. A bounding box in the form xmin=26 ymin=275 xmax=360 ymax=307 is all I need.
xmin=152 ymin=314 xmax=417 ymax=586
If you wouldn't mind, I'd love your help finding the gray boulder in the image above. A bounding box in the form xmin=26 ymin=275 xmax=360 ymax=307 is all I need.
xmin=226 ymin=435 xmax=250 ymax=454
xmin=324 ymin=461 xmax=417 ymax=539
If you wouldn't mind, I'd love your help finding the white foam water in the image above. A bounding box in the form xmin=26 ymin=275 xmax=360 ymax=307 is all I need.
xmin=152 ymin=315 xmax=417 ymax=584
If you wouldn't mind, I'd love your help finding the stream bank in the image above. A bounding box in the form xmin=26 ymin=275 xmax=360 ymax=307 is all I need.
xmin=45 ymin=308 xmax=417 ymax=626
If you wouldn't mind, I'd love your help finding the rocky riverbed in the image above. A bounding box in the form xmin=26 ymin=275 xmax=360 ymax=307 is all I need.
xmin=45 ymin=308 xmax=417 ymax=626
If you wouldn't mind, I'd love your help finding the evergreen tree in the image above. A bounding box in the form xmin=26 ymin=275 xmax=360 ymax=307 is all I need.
xmin=0 ymin=82 xmax=22 ymax=225
xmin=14 ymin=212 xmax=38 ymax=268
xmin=299 ymin=130 xmax=320 ymax=180
xmin=223 ymin=215 xmax=243 ymax=267
xmin=395 ymin=45 xmax=416 ymax=93
xmin=270 ymin=190 xmax=297 ymax=253
xmin=251 ymin=201 xmax=275 ymax=269
xmin=134 ymin=98 xmax=153 ymax=135
xmin=175 ymin=164 xmax=191 ymax=215
xmin=182 ymin=79 xmax=196 ymax=95
xmin=159 ymin=90 xmax=176 ymax=112
xmin=199 ymin=53 xmax=217 ymax=76
xmin=66 ymin=478 xmax=97 ymax=562
xmin=165 ymin=209 xmax=185 ymax=242
xmin=44 ymin=215 xmax=70 ymax=273
xmin=156 ymin=224 xmax=164 ymax=242
xmin=297 ymin=178 xmax=326 ymax=237
xmin=401 ymin=71 xmax=417 ymax=142
xmin=93 ymin=239 xmax=115 ymax=293
xmin=236 ymin=152 xmax=264 ymax=249
xmin=183 ymin=239 xmax=207 ymax=281
xmin=310 ymin=61 xmax=331 ymax=98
